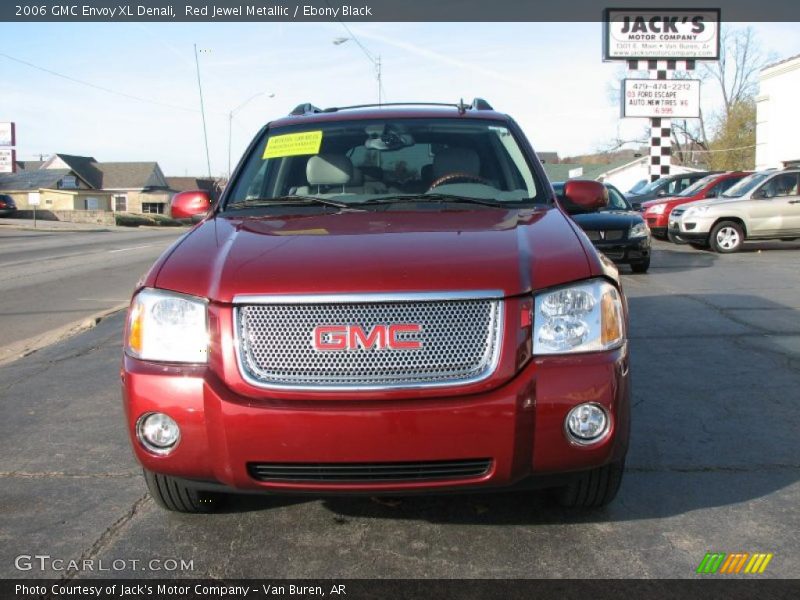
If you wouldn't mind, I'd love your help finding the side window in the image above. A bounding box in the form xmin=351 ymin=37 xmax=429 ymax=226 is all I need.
xmin=709 ymin=178 xmax=739 ymax=197
xmin=760 ymin=173 xmax=799 ymax=198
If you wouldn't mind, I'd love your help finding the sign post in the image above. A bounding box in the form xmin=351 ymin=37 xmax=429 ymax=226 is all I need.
xmin=604 ymin=8 xmax=720 ymax=181
xmin=28 ymin=192 xmax=40 ymax=229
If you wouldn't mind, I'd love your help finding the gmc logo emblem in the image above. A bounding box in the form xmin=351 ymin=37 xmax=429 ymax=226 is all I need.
xmin=312 ymin=324 xmax=422 ymax=351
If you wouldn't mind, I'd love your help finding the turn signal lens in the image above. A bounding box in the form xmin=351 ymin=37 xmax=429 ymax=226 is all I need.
xmin=600 ymin=287 xmax=624 ymax=346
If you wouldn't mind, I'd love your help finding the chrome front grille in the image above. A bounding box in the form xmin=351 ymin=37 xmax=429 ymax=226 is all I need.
xmin=235 ymin=294 xmax=503 ymax=390
xmin=585 ymin=229 xmax=626 ymax=242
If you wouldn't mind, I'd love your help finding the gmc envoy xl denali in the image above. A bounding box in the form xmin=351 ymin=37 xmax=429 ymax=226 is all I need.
xmin=122 ymin=100 xmax=631 ymax=512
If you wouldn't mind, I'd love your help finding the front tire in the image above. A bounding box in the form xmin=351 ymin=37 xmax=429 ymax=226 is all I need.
xmin=630 ymin=258 xmax=650 ymax=274
xmin=710 ymin=221 xmax=744 ymax=253
xmin=143 ymin=469 xmax=218 ymax=513
xmin=553 ymin=459 xmax=625 ymax=508
xmin=667 ymin=230 xmax=688 ymax=245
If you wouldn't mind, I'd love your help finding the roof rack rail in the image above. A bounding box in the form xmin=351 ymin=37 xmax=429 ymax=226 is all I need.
xmin=303 ymin=99 xmax=495 ymax=114
xmin=289 ymin=103 xmax=323 ymax=116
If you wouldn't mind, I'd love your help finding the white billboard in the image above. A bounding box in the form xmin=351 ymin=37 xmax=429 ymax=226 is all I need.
xmin=604 ymin=9 xmax=721 ymax=60
xmin=0 ymin=148 xmax=15 ymax=173
xmin=622 ymin=79 xmax=701 ymax=118
xmin=0 ymin=122 xmax=15 ymax=146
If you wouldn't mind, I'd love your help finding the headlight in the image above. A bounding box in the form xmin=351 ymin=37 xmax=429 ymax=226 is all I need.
xmin=683 ymin=205 xmax=709 ymax=217
xmin=647 ymin=203 xmax=666 ymax=215
xmin=533 ymin=279 xmax=624 ymax=355
xmin=629 ymin=222 xmax=649 ymax=238
xmin=125 ymin=288 xmax=208 ymax=363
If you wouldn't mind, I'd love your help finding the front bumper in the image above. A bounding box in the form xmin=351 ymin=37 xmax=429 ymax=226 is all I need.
xmin=592 ymin=237 xmax=650 ymax=265
xmin=122 ymin=347 xmax=630 ymax=494
xmin=668 ymin=218 xmax=710 ymax=241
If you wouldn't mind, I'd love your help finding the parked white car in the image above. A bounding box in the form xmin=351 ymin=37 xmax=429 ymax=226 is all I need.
xmin=668 ymin=169 xmax=800 ymax=252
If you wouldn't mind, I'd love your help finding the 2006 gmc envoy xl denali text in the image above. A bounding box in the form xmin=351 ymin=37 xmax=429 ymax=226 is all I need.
xmin=121 ymin=99 xmax=631 ymax=513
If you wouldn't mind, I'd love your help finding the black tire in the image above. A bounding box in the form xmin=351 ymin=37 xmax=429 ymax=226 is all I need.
xmin=553 ymin=459 xmax=625 ymax=508
xmin=667 ymin=230 xmax=688 ymax=245
xmin=630 ymin=258 xmax=650 ymax=274
xmin=709 ymin=220 xmax=744 ymax=253
xmin=143 ymin=469 xmax=218 ymax=513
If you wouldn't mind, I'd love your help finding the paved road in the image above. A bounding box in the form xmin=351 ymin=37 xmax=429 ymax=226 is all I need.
xmin=1 ymin=239 xmax=799 ymax=579
xmin=0 ymin=228 xmax=185 ymax=359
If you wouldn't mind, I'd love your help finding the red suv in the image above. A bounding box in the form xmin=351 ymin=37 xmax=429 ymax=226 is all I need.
xmin=641 ymin=171 xmax=751 ymax=240
xmin=122 ymin=100 xmax=631 ymax=512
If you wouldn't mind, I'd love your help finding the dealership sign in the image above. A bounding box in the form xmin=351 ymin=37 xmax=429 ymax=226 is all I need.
xmin=622 ymin=79 xmax=701 ymax=118
xmin=0 ymin=122 xmax=15 ymax=146
xmin=0 ymin=148 xmax=15 ymax=173
xmin=604 ymin=9 xmax=721 ymax=60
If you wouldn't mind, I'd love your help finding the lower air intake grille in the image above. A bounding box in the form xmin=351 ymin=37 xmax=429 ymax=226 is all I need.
xmin=248 ymin=459 xmax=493 ymax=483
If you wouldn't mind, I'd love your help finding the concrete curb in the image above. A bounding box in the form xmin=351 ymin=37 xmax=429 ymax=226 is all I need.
xmin=0 ymin=303 xmax=129 ymax=366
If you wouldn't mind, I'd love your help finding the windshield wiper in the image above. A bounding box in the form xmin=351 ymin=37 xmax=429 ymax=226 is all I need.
xmin=357 ymin=193 xmax=510 ymax=208
xmin=226 ymin=195 xmax=354 ymax=211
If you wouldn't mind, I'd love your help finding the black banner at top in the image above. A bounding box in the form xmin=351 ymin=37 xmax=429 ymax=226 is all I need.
xmin=1 ymin=0 xmax=799 ymax=22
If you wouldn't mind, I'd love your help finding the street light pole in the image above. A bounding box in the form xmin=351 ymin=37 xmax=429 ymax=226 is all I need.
xmin=333 ymin=37 xmax=382 ymax=105
xmin=227 ymin=92 xmax=275 ymax=178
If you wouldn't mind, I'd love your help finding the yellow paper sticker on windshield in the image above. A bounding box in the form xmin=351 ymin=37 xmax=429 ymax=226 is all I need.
xmin=263 ymin=131 xmax=323 ymax=159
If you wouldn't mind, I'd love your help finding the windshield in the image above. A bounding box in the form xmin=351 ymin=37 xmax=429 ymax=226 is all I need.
xmin=628 ymin=180 xmax=648 ymax=194
xmin=722 ymin=172 xmax=771 ymax=198
xmin=224 ymin=118 xmax=543 ymax=211
xmin=678 ymin=174 xmax=716 ymax=197
xmin=637 ymin=178 xmax=667 ymax=194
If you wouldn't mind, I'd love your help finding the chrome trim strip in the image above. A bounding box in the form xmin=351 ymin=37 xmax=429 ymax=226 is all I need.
xmin=232 ymin=290 xmax=505 ymax=304
xmin=232 ymin=297 xmax=505 ymax=392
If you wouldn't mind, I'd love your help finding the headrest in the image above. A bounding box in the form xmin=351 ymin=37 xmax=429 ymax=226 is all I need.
xmin=350 ymin=166 xmax=364 ymax=186
xmin=306 ymin=154 xmax=353 ymax=186
xmin=433 ymin=148 xmax=480 ymax=179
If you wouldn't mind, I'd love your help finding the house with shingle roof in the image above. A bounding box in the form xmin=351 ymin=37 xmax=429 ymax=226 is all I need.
xmin=0 ymin=154 xmax=173 ymax=215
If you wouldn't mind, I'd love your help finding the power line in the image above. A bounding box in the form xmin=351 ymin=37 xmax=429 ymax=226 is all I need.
xmin=0 ymin=51 xmax=199 ymax=113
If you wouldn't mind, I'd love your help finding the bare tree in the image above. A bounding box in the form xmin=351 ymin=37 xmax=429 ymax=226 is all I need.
xmin=600 ymin=26 xmax=774 ymax=167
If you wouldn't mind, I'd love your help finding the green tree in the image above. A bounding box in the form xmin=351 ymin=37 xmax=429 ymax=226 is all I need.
xmin=707 ymin=99 xmax=756 ymax=170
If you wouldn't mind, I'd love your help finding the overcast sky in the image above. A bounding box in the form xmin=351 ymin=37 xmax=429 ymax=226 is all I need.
xmin=2 ymin=21 xmax=798 ymax=177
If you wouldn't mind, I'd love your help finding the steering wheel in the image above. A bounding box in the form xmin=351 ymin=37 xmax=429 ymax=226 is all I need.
xmin=428 ymin=172 xmax=491 ymax=190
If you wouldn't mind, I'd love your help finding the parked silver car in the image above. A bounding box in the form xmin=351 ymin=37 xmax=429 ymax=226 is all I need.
xmin=668 ymin=169 xmax=800 ymax=252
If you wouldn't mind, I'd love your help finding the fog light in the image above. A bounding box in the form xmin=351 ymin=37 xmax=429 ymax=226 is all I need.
xmin=565 ymin=403 xmax=609 ymax=444
xmin=136 ymin=412 xmax=180 ymax=455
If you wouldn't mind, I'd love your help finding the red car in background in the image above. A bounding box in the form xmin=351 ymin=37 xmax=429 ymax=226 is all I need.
xmin=641 ymin=171 xmax=751 ymax=240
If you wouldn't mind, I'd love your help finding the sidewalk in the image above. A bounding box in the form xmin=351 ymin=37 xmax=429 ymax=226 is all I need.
xmin=0 ymin=217 xmax=116 ymax=232
xmin=0 ymin=218 xmax=185 ymax=232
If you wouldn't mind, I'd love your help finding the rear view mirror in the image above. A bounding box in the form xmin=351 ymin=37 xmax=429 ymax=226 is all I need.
xmin=562 ymin=180 xmax=608 ymax=211
xmin=171 ymin=190 xmax=211 ymax=220
xmin=632 ymin=202 xmax=643 ymax=211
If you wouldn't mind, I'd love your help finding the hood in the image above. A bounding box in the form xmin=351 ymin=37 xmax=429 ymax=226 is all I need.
xmin=153 ymin=207 xmax=592 ymax=302
xmin=570 ymin=210 xmax=643 ymax=230
xmin=681 ymin=196 xmax=746 ymax=211
xmin=641 ymin=196 xmax=680 ymax=209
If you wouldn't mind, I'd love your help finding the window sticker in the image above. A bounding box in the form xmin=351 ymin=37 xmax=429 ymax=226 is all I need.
xmin=263 ymin=131 xmax=323 ymax=159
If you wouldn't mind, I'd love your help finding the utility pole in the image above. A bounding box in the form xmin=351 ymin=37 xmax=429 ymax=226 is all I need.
xmin=194 ymin=44 xmax=212 ymax=178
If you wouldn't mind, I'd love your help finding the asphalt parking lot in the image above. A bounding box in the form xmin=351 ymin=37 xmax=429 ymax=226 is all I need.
xmin=1 ymin=239 xmax=799 ymax=579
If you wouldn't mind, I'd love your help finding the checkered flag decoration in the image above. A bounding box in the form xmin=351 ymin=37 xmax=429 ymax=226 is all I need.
xmin=628 ymin=60 xmax=696 ymax=182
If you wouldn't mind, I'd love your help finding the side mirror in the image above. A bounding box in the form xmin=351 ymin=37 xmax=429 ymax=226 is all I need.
xmin=562 ymin=180 xmax=608 ymax=211
xmin=631 ymin=202 xmax=643 ymax=211
xmin=171 ymin=190 xmax=211 ymax=219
